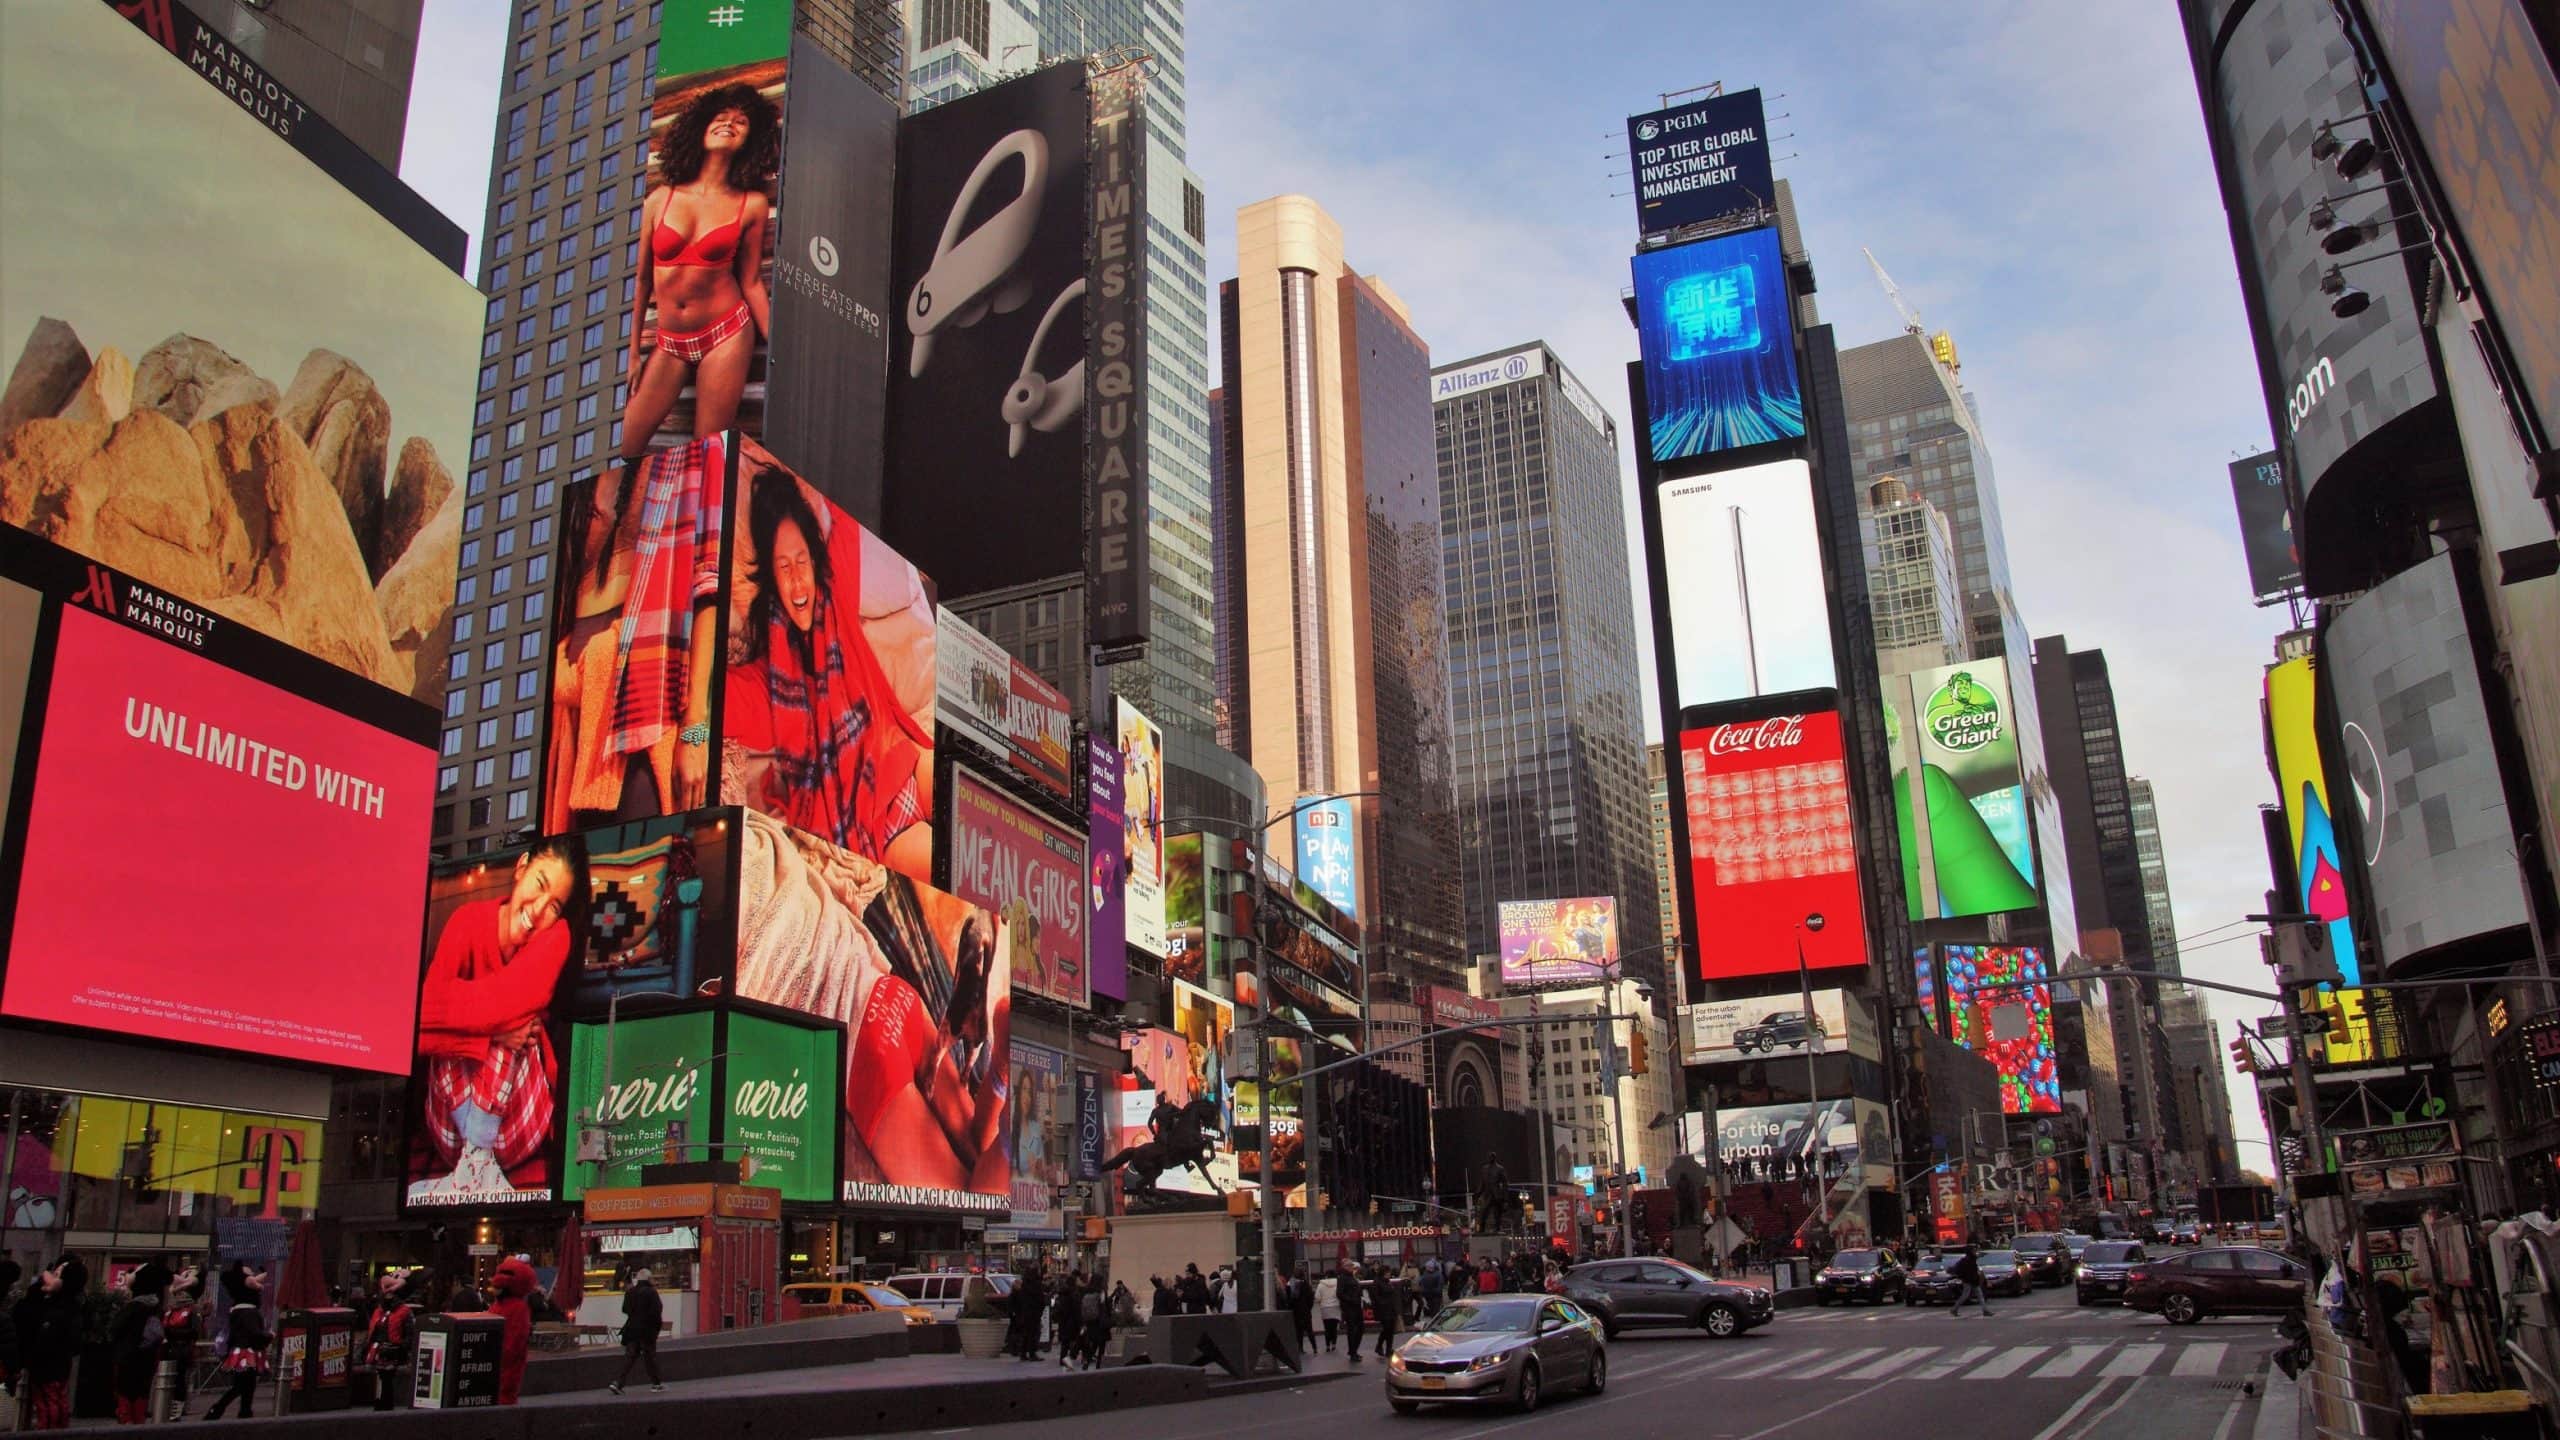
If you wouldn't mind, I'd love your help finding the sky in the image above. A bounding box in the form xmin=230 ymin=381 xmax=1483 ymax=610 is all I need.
xmin=401 ymin=0 xmax=2288 ymax=1177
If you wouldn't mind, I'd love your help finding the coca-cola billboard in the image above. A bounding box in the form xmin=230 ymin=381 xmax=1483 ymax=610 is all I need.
xmin=1677 ymin=702 xmax=1870 ymax=982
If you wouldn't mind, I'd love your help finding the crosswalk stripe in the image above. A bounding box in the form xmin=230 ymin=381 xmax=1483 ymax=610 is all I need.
xmin=2101 ymin=1346 xmax=2164 ymax=1378
xmin=1911 ymin=1345 xmax=1995 ymax=1379
xmin=1725 ymin=1349 xmax=1824 ymax=1379
xmin=2029 ymin=1344 xmax=2112 ymax=1378
xmin=1686 ymin=1349 xmax=1774 ymax=1377
xmin=1841 ymin=1348 xmax=1935 ymax=1380
xmin=1965 ymin=1347 xmax=2051 ymax=1379
xmin=2171 ymin=1342 xmax=2228 ymax=1377
xmin=1788 ymin=1347 xmax=1887 ymax=1379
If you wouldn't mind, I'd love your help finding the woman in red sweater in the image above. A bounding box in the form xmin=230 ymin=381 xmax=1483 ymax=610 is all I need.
xmin=408 ymin=837 xmax=589 ymax=1204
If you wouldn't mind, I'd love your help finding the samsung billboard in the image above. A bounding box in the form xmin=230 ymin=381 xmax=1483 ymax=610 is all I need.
xmin=1657 ymin=459 xmax=1833 ymax=711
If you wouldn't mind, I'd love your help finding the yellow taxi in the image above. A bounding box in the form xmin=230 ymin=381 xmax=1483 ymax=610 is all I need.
xmin=780 ymin=1281 xmax=936 ymax=1326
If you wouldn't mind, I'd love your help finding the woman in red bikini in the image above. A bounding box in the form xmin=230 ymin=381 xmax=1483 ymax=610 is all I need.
xmin=622 ymin=82 xmax=779 ymax=460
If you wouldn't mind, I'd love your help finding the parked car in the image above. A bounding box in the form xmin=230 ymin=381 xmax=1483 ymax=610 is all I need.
xmin=1905 ymin=1252 xmax=1965 ymax=1307
xmin=781 ymin=1281 xmax=936 ymax=1325
xmin=2012 ymin=1233 xmax=2075 ymax=1287
xmin=1815 ymin=1249 xmax=1907 ymax=1306
xmin=883 ymin=1271 xmax=1017 ymax=1320
xmin=1386 ymin=1295 xmax=1606 ymax=1414
xmin=1977 ymin=1249 xmax=2032 ymax=1298
xmin=1731 ymin=1010 xmax=1826 ymax=1055
xmin=2073 ymin=1242 xmax=2149 ymax=1307
xmin=1562 ymin=1258 xmax=1773 ymax=1339
xmin=2122 ymin=1247 xmax=2309 ymax=1325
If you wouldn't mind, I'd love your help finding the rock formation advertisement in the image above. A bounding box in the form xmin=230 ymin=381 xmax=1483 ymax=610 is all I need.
xmin=0 ymin=2 xmax=480 ymax=708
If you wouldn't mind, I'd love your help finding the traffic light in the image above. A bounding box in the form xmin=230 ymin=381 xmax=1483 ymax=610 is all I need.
xmin=2230 ymin=1037 xmax=2255 ymax=1074
xmin=1629 ymin=1028 xmax=1651 ymax=1076
xmin=2326 ymin=1003 xmax=2355 ymax=1047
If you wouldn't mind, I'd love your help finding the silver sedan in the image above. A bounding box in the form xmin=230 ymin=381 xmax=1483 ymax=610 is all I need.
xmin=1384 ymin=1295 xmax=1607 ymax=1414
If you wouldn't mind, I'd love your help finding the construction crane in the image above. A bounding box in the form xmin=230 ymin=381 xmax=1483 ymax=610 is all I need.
xmin=1864 ymin=246 xmax=1960 ymax=373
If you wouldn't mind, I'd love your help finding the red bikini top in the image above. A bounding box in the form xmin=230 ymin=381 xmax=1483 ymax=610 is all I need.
xmin=652 ymin=193 xmax=748 ymax=269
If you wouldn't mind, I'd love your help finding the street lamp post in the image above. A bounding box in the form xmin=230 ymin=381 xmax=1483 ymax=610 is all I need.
xmin=1794 ymin=913 xmax=1830 ymax=1234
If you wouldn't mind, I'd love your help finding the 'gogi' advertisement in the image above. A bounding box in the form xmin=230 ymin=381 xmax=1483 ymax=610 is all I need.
xmin=1163 ymin=831 xmax=1215 ymax=991
xmin=1625 ymin=88 xmax=1774 ymax=237
xmin=1497 ymin=897 xmax=1620 ymax=988
xmin=1087 ymin=732 xmax=1128 ymax=1001
xmin=1293 ymin=795 xmax=1361 ymax=923
xmin=883 ymin=64 xmax=1090 ymax=598
xmin=1118 ymin=699 xmax=1167 ymax=957
xmin=1631 ymin=226 xmax=1804 ymax=465
xmin=1887 ymin=658 xmax=2038 ymax=920
xmin=1009 ymin=1041 xmax=1069 ymax=1235
xmin=2 ymin=0 xmax=479 ymax=711
xmin=561 ymin=1011 xmax=718 ymax=1200
xmin=948 ymin=766 xmax=1087 ymax=1007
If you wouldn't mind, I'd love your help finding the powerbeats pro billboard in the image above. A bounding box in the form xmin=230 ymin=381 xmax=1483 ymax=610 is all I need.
xmin=1497 ymin=897 xmax=1620 ymax=988
xmin=1657 ymin=459 xmax=1833 ymax=710
xmin=1 ymin=0 xmax=479 ymax=709
xmin=1678 ymin=696 xmax=1869 ymax=982
xmin=1632 ymin=227 xmax=1803 ymax=464
xmin=5 ymin=594 xmax=433 ymax=1073
xmin=1933 ymin=945 xmax=2060 ymax=1116
xmin=1887 ymin=658 xmax=2038 ymax=920
xmin=1626 ymin=89 xmax=1773 ymax=237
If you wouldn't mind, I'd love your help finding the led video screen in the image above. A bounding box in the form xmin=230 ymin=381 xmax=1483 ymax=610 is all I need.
xmin=1633 ymin=226 xmax=1803 ymax=464
xmin=1678 ymin=699 xmax=1869 ymax=981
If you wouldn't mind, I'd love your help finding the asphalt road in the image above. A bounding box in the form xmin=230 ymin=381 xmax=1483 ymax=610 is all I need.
xmin=894 ymin=1282 xmax=2284 ymax=1440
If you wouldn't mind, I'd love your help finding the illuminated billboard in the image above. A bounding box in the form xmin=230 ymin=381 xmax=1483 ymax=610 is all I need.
xmin=1118 ymin=699 xmax=1167 ymax=957
xmin=1934 ymin=944 xmax=2061 ymax=1116
xmin=1658 ymin=459 xmax=1833 ymax=710
xmin=947 ymin=766 xmax=1087 ymax=1007
xmin=2268 ymin=654 xmax=2374 ymax=1065
xmin=1497 ymin=898 xmax=1620 ymax=988
xmin=1625 ymin=89 xmax=1773 ymax=237
xmin=1293 ymin=795 xmax=1360 ymax=923
xmin=1678 ymin=697 xmax=1869 ymax=982
xmin=1681 ymin=989 xmax=1850 ymax=1066
xmin=1888 ymin=658 xmax=2038 ymax=919
xmin=1632 ymin=226 xmax=1803 ymax=464
xmin=1 ymin=0 xmax=479 ymax=709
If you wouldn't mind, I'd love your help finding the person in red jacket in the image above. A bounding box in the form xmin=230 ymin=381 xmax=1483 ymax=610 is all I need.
xmin=488 ymin=1257 xmax=538 ymax=1406
xmin=408 ymin=837 xmax=588 ymax=1204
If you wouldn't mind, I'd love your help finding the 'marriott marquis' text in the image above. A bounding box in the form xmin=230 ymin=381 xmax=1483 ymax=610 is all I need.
xmin=123 ymin=698 xmax=387 ymax=818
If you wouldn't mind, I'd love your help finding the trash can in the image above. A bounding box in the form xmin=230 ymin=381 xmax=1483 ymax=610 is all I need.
xmin=412 ymin=1315 xmax=506 ymax=1410
xmin=276 ymin=1308 xmax=358 ymax=1414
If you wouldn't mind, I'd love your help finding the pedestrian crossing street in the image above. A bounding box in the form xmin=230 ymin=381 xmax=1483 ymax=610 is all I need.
xmin=1661 ymin=1335 xmax=2254 ymax=1383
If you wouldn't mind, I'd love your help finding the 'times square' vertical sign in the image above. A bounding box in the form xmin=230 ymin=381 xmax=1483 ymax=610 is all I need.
xmin=1087 ymin=62 xmax=1152 ymax=658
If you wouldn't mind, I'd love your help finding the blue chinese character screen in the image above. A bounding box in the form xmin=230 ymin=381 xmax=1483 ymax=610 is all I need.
xmin=1634 ymin=227 xmax=1804 ymax=462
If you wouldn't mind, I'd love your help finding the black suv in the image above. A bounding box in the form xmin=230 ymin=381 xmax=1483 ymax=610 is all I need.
xmin=1731 ymin=1011 xmax=1825 ymax=1055
xmin=1814 ymin=1249 xmax=1906 ymax=1306
xmin=2012 ymin=1233 xmax=2074 ymax=1288
xmin=1905 ymin=1252 xmax=1966 ymax=1306
xmin=1562 ymin=1259 xmax=1774 ymax=1339
xmin=2074 ymin=1241 xmax=2149 ymax=1306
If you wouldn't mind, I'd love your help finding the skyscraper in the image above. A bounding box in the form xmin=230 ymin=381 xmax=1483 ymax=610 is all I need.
xmin=1646 ymin=743 xmax=1678 ymax=953
xmin=905 ymin=0 xmax=1218 ymax=739
xmin=1433 ymin=342 xmax=1660 ymax=994
xmin=2128 ymin=776 xmax=2181 ymax=976
xmin=437 ymin=0 xmax=902 ymax=857
xmin=1216 ymin=195 xmax=1464 ymax=987
xmin=1861 ymin=475 xmax=1965 ymax=664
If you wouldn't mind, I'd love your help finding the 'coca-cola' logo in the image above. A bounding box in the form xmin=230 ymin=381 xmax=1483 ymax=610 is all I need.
xmin=1702 ymin=715 xmax=1806 ymax=757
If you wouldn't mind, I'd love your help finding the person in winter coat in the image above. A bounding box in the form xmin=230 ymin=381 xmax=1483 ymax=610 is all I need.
xmin=607 ymin=1268 xmax=664 ymax=1395
xmin=362 ymin=1270 xmax=419 ymax=1410
xmin=1176 ymin=1265 xmax=1211 ymax=1316
xmin=1314 ymin=1269 xmax=1341 ymax=1352
xmin=1337 ymin=1262 xmax=1367 ymax=1361
xmin=205 ymin=1265 xmax=269 ymax=1421
xmin=110 ymin=1262 xmax=186 ymax=1425
xmin=1149 ymin=1275 xmax=1178 ymax=1321
xmin=487 ymin=1256 xmax=538 ymax=1405
xmin=1005 ymin=1265 xmax=1047 ymax=1360
xmin=1286 ymin=1268 xmax=1317 ymax=1355
xmin=14 ymin=1258 xmax=88 ymax=1430
xmin=1366 ymin=1265 xmax=1400 ymax=1359
xmin=1418 ymin=1258 xmax=1446 ymax=1320
xmin=1050 ymin=1272 xmax=1084 ymax=1368
xmin=0 ymin=1259 xmax=22 ymax=1392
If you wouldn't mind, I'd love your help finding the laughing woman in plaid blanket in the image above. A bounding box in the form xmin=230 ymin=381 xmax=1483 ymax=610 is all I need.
xmin=408 ymin=836 xmax=590 ymax=1204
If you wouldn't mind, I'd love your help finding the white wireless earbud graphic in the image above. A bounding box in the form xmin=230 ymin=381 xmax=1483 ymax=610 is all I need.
xmin=907 ymin=129 xmax=1050 ymax=378
xmin=1002 ymin=278 xmax=1087 ymax=458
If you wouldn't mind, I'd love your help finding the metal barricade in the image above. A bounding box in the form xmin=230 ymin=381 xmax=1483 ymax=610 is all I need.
xmin=2301 ymin=1294 xmax=2407 ymax=1440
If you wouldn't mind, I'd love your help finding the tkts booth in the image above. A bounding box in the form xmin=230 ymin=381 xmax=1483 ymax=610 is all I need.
xmin=580 ymin=1183 xmax=784 ymax=1336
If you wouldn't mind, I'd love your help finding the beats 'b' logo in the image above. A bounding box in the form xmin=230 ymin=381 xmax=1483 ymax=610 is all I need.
xmin=808 ymin=235 xmax=840 ymax=278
